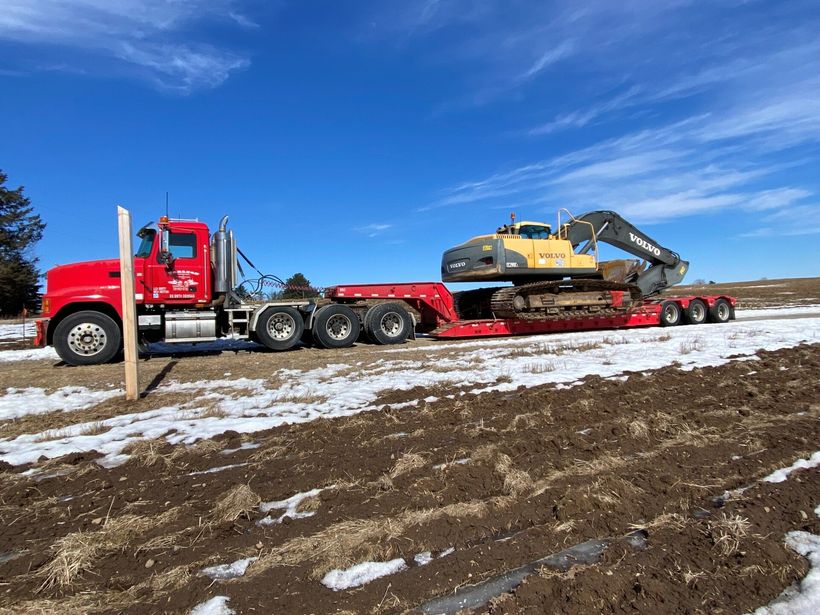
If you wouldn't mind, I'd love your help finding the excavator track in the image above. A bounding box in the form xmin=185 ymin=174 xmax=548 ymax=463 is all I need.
xmin=489 ymin=279 xmax=643 ymax=320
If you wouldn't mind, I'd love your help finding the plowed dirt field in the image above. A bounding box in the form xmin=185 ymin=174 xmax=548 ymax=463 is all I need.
xmin=0 ymin=277 xmax=818 ymax=614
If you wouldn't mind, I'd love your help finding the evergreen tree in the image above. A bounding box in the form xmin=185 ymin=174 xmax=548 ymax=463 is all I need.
xmin=282 ymin=272 xmax=318 ymax=299
xmin=0 ymin=171 xmax=46 ymax=315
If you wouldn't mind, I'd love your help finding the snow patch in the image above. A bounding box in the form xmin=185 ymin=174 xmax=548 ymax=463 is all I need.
xmin=0 ymin=386 xmax=121 ymax=420
xmin=188 ymin=596 xmax=234 ymax=615
xmin=749 ymin=531 xmax=820 ymax=615
xmin=2 ymin=315 xmax=818 ymax=467
xmin=762 ymin=452 xmax=820 ymax=483
xmin=0 ymin=346 xmax=59 ymax=362
xmin=414 ymin=552 xmax=433 ymax=566
xmin=321 ymin=558 xmax=407 ymax=591
xmin=200 ymin=557 xmax=257 ymax=580
xmin=188 ymin=463 xmax=248 ymax=476
xmin=258 ymin=487 xmax=326 ymax=525
xmin=735 ymin=305 xmax=820 ymax=320
xmin=221 ymin=442 xmax=261 ymax=455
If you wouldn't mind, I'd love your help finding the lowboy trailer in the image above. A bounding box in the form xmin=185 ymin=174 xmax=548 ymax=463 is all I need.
xmin=327 ymin=282 xmax=736 ymax=339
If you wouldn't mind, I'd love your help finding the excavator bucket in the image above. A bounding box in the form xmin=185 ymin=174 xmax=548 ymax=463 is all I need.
xmin=599 ymin=259 xmax=646 ymax=284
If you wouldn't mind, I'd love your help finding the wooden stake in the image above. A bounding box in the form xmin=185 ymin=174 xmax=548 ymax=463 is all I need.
xmin=117 ymin=206 xmax=140 ymax=400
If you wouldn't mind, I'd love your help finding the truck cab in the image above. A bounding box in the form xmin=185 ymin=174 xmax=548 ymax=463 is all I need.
xmin=36 ymin=215 xmax=409 ymax=365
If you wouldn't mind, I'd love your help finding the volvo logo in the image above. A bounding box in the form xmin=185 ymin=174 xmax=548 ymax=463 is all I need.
xmin=449 ymin=260 xmax=467 ymax=270
xmin=629 ymin=233 xmax=661 ymax=256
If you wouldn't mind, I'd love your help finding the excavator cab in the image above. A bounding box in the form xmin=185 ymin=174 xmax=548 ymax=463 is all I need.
xmin=496 ymin=222 xmax=552 ymax=239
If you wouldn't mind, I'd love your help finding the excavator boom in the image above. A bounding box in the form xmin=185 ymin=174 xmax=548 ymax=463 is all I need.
xmin=562 ymin=210 xmax=689 ymax=296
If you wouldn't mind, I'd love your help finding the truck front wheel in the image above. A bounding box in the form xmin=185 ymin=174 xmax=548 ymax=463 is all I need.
xmin=255 ymin=307 xmax=305 ymax=351
xmin=53 ymin=310 xmax=122 ymax=365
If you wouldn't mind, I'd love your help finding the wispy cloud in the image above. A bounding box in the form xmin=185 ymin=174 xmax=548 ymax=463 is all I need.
xmin=0 ymin=0 xmax=258 ymax=92
xmin=423 ymin=75 xmax=820 ymax=234
xmin=355 ymin=223 xmax=393 ymax=238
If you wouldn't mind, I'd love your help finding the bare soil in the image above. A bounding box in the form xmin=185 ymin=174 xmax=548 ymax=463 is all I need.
xmin=0 ymin=277 xmax=818 ymax=614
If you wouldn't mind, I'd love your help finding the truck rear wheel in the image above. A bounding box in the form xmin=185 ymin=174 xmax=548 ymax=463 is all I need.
xmin=53 ymin=310 xmax=122 ymax=365
xmin=364 ymin=303 xmax=412 ymax=345
xmin=660 ymin=301 xmax=682 ymax=327
xmin=311 ymin=304 xmax=361 ymax=349
xmin=708 ymin=298 xmax=732 ymax=323
xmin=255 ymin=307 xmax=304 ymax=351
xmin=684 ymin=299 xmax=707 ymax=325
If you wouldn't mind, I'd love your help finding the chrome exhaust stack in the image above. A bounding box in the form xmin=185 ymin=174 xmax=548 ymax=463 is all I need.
xmin=212 ymin=215 xmax=237 ymax=293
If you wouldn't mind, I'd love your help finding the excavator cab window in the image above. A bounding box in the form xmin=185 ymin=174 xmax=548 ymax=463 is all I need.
xmin=518 ymin=224 xmax=551 ymax=239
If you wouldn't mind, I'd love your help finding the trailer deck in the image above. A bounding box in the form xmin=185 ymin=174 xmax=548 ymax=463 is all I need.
xmin=327 ymin=282 xmax=736 ymax=340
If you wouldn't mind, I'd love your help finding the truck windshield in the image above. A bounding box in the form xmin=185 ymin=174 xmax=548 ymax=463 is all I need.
xmin=135 ymin=230 xmax=156 ymax=258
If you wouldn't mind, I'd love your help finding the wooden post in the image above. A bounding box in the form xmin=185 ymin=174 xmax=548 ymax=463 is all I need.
xmin=117 ymin=206 xmax=140 ymax=400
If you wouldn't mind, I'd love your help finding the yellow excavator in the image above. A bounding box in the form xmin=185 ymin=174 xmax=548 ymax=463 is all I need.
xmin=441 ymin=210 xmax=689 ymax=320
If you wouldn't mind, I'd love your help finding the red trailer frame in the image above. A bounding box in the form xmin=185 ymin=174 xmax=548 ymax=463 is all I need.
xmin=327 ymin=282 xmax=736 ymax=340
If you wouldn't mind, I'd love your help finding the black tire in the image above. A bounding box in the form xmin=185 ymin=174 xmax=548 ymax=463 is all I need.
xmin=364 ymin=303 xmax=412 ymax=345
xmin=708 ymin=298 xmax=732 ymax=323
xmin=311 ymin=304 xmax=361 ymax=349
xmin=659 ymin=301 xmax=682 ymax=327
xmin=684 ymin=299 xmax=708 ymax=325
xmin=53 ymin=310 xmax=122 ymax=365
xmin=255 ymin=307 xmax=304 ymax=351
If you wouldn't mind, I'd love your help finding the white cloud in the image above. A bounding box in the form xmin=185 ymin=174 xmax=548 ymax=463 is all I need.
xmin=0 ymin=0 xmax=255 ymax=92
xmin=355 ymin=223 xmax=393 ymax=238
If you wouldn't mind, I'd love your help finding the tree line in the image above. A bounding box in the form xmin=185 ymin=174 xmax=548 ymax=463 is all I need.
xmin=0 ymin=170 xmax=44 ymax=316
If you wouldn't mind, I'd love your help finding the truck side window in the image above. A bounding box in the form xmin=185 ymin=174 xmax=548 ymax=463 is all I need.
xmin=167 ymin=232 xmax=197 ymax=260
xmin=135 ymin=230 xmax=156 ymax=258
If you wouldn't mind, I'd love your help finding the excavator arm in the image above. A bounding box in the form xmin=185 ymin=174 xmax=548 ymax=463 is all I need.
xmin=563 ymin=211 xmax=689 ymax=296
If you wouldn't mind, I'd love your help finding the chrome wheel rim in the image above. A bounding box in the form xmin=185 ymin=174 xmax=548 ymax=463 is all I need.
xmin=663 ymin=306 xmax=678 ymax=324
xmin=67 ymin=322 xmax=108 ymax=356
xmin=717 ymin=303 xmax=729 ymax=320
xmin=692 ymin=303 xmax=705 ymax=322
xmin=268 ymin=313 xmax=296 ymax=340
xmin=326 ymin=314 xmax=352 ymax=340
xmin=380 ymin=312 xmax=402 ymax=338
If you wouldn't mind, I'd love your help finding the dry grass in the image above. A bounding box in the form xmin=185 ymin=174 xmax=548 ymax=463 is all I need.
xmin=36 ymin=511 xmax=179 ymax=591
xmin=252 ymin=497 xmax=507 ymax=578
xmin=628 ymin=512 xmax=688 ymax=533
xmin=709 ymin=513 xmax=751 ymax=556
xmin=212 ymin=484 xmax=261 ymax=522
xmin=495 ymin=453 xmax=534 ymax=497
xmin=627 ymin=419 xmax=650 ymax=439
xmin=170 ymin=438 xmax=223 ymax=460
xmin=678 ymin=338 xmax=704 ymax=354
xmin=296 ymin=494 xmax=322 ymax=514
xmin=470 ymin=444 xmax=499 ymax=464
xmin=389 ymin=452 xmax=426 ymax=478
xmin=123 ymin=439 xmax=172 ymax=468
xmin=372 ymin=474 xmax=395 ymax=492
xmin=524 ymin=361 xmax=556 ymax=374
xmin=504 ymin=413 xmax=539 ymax=431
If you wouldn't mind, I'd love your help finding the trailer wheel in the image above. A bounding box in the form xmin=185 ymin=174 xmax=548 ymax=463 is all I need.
xmin=684 ymin=299 xmax=707 ymax=325
xmin=53 ymin=310 xmax=122 ymax=365
xmin=312 ymin=304 xmax=361 ymax=349
xmin=255 ymin=307 xmax=304 ymax=351
xmin=708 ymin=298 xmax=732 ymax=323
xmin=660 ymin=301 xmax=682 ymax=327
xmin=364 ymin=303 xmax=412 ymax=345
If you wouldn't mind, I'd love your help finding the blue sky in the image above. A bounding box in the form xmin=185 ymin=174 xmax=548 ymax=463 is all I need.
xmin=2 ymin=0 xmax=819 ymax=287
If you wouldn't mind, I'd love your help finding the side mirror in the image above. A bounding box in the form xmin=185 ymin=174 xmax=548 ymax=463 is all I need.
xmin=159 ymin=228 xmax=175 ymax=267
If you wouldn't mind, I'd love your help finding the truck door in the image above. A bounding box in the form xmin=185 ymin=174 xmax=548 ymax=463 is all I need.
xmin=143 ymin=228 xmax=209 ymax=304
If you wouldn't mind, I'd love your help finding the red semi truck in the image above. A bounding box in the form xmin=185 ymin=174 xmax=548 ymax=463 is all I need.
xmin=35 ymin=215 xmax=736 ymax=366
